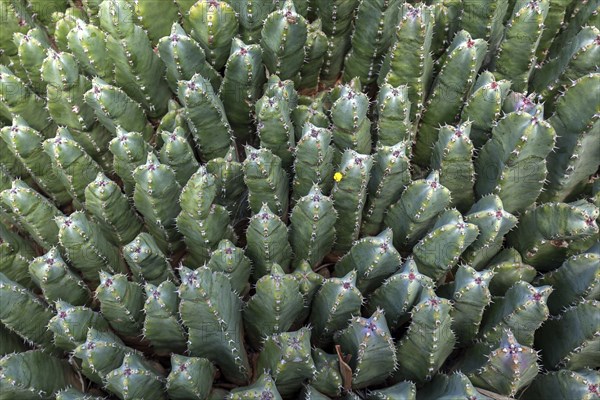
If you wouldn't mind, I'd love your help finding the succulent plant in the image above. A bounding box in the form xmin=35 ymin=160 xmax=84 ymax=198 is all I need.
xmin=1 ymin=1 xmax=598 ymax=398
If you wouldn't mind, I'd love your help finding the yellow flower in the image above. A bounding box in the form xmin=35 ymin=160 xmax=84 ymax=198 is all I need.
xmin=333 ymin=172 xmax=343 ymax=182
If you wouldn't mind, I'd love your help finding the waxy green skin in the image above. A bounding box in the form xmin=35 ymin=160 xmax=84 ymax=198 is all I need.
xmin=460 ymin=72 xmax=511 ymax=148
xmin=55 ymin=387 xmax=106 ymax=400
xmin=1 ymin=180 xmax=63 ymax=250
xmin=486 ymin=248 xmax=537 ymax=296
xmin=48 ymin=301 xmax=109 ymax=352
xmin=522 ymin=368 xmax=600 ymax=400
xmin=108 ymin=128 xmax=154 ymax=196
xmin=332 ymin=151 xmax=372 ymax=253
xmin=463 ymin=330 xmax=539 ymax=397
xmin=367 ymin=381 xmax=416 ymax=400
xmin=15 ymin=29 xmax=50 ymax=94
xmin=362 ymin=142 xmax=411 ymax=236
xmin=374 ymin=84 xmax=412 ymax=147
xmin=475 ymin=109 xmax=556 ymax=214
xmin=310 ymin=271 xmax=363 ymax=347
xmin=494 ymin=0 xmax=549 ymax=91
xmin=0 ymin=222 xmax=36 ymax=289
xmin=335 ymin=229 xmax=400 ymax=294
xmin=463 ymin=195 xmax=518 ymax=269
xmin=1 ymin=118 xmax=70 ymax=205
xmin=84 ymin=78 xmax=154 ymax=141
xmin=428 ymin=0 xmax=463 ymax=60
xmin=178 ymin=74 xmax=233 ymax=161
xmin=535 ymin=299 xmax=600 ymax=370
xmin=52 ymin=8 xmax=85 ymax=53
xmin=133 ymin=153 xmax=183 ymax=255
xmin=430 ymin=122 xmax=475 ymax=212
xmin=219 ymin=39 xmax=266 ymax=141
xmin=257 ymin=328 xmax=316 ymax=397
xmin=418 ymin=372 xmax=490 ymax=400
xmin=335 ymin=309 xmax=397 ymax=389
xmin=293 ymin=124 xmax=335 ymax=200
xmin=243 ymin=147 xmax=289 ymax=219
xmin=157 ymin=23 xmax=222 ymax=94
xmin=67 ymin=19 xmax=114 ymax=81
xmin=260 ymin=0 xmax=307 ymax=82
xmin=166 ymin=354 xmax=215 ymax=400
xmin=246 ymin=204 xmax=292 ymax=279
xmin=104 ymin=352 xmax=167 ymax=400
xmin=394 ymin=290 xmax=455 ymax=384
xmin=123 ymin=233 xmax=175 ymax=285
xmin=256 ymin=94 xmax=295 ymax=170
xmin=178 ymin=267 xmax=250 ymax=385
xmin=292 ymin=260 xmax=324 ymax=323
xmin=206 ymin=239 xmax=252 ymax=296
xmin=85 ymin=172 xmax=143 ymax=246
xmin=28 ymin=248 xmax=91 ymax=307
xmin=0 ymin=0 xmax=35 ymax=62
xmin=98 ymin=0 xmax=171 ymax=117
xmin=540 ymin=73 xmax=600 ymax=203
xmin=384 ymin=171 xmax=452 ymax=251
xmin=205 ymin=148 xmax=244 ymax=217
xmin=414 ymin=31 xmax=486 ymax=166
xmin=95 ymin=271 xmax=145 ymax=338
xmin=479 ymin=281 xmax=552 ymax=347
xmin=330 ymin=84 xmax=372 ymax=158
xmin=534 ymin=0 xmax=572 ymax=61
xmin=342 ymin=0 xmax=401 ymax=85
xmin=57 ymin=211 xmax=126 ymax=283
xmin=159 ymin=128 xmax=198 ymax=187
xmin=131 ymin=0 xmax=179 ymax=46
xmin=228 ymin=373 xmax=283 ymax=400
xmin=73 ymin=328 xmax=130 ymax=384
xmin=378 ymin=3 xmax=433 ymax=119
xmin=460 ymin=0 xmax=508 ymax=52
xmin=143 ymin=281 xmax=187 ymax=355
xmin=298 ymin=19 xmax=328 ymax=91
xmin=292 ymin=94 xmax=329 ymax=141
xmin=508 ymin=200 xmax=599 ymax=270
xmin=290 ymin=185 xmax=336 ymax=268
xmin=310 ymin=348 xmax=343 ymax=397
xmin=0 ymin=350 xmax=81 ymax=399
xmin=0 ymin=273 xmax=57 ymax=353
xmin=413 ymin=209 xmax=479 ymax=282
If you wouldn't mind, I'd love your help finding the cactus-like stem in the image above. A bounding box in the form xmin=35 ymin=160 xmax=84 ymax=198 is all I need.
xmin=95 ymin=271 xmax=145 ymax=337
xmin=108 ymin=128 xmax=154 ymax=196
xmin=463 ymin=195 xmax=518 ymax=269
xmin=48 ymin=301 xmax=109 ymax=351
xmin=537 ymin=248 xmax=600 ymax=315
xmin=0 ymin=273 xmax=57 ymax=352
xmin=218 ymin=38 xmax=266 ymax=141
xmin=335 ymin=309 xmax=397 ymax=389
xmin=335 ymin=228 xmax=401 ymax=294
xmin=394 ymin=289 xmax=455 ymax=383
xmin=132 ymin=0 xmax=180 ymax=46
xmin=365 ymin=259 xmax=434 ymax=331
xmin=486 ymin=248 xmax=537 ymax=296
xmin=428 ymin=1 xmax=463 ymax=59
xmin=55 ymin=387 xmax=106 ymax=400
xmin=166 ymin=354 xmax=215 ymax=400
xmin=123 ymin=233 xmax=176 ymax=285
xmin=228 ymin=373 xmax=282 ymax=400
xmin=85 ymin=172 xmax=143 ymax=246
xmin=84 ymin=78 xmax=154 ymax=141
xmin=29 ymin=248 xmax=91 ymax=307
xmin=98 ymin=0 xmax=170 ymax=117
xmin=1 ymin=180 xmax=63 ymax=250
xmin=143 ymin=281 xmax=186 ymax=354
xmin=206 ymin=239 xmax=252 ymax=295
xmin=384 ymin=170 xmax=452 ymax=250
xmin=261 ymin=0 xmax=308 ymax=82
xmin=330 ymin=83 xmax=372 ymax=157
xmin=256 ymin=94 xmax=295 ymax=170
xmin=178 ymin=74 xmax=233 ymax=161
xmin=292 ymin=95 xmax=329 ymax=141
xmin=159 ymin=128 xmax=198 ymax=187
xmin=67 ymin=20 xmax=114 ymax=81
xmin=0 ymin=223 xmax=36 ymax=289
xmin=507 ymin=200 xmax=599 ymax=270
xmin=332 ymin=150 xmax=372 ymax=253
xmin=310 ymin=349 xmax=343 ymax=398
xmin=367 ymin=381 xmax=416 ymax=400
xmin=475 ymin=109 xmax=556 ymax=214
xmin=243 ymin=146 xmax=290 ymax=219
xmin=533 ymin=0 xmax=572 ymax=61
xmin=1 ymin=118 xmax=71 ymax=205
xmin=244 ymin=264 xmax=304 ymax=349
xmin=414 ymin=31 xmax=487 ymax=166
xmin=292 ymin=260 xmax=324 ymax=324
xmin=179 ymin=267 xmax=250 ymax=385
xmin=104 ymin=352 xmax=166 ymax=400
xmin=309 ymin=271 xmax=363 ymax=347
xmin=479 ymin=281 xmax=552 ymax=346
xmin=15 ymin=28 xmax=50 ymax=94
xmin=0 ymin=350 xmax=81 ymax=398
xmin=133 ymin=153 xmax=183 ymax=254
xmin=493 ymin=0 xmax=549 ymax=92
xmin=413 ymin=209 xmax=479 ymax=282
xmin=417 ymin=372 xmax=489 ymax=400
xmin=57 ymin=211 xmax=127 ymax=282
xmin=374 ymin=84 xmax=412 ymax=147
xmin=460 ymin=0 xmax=508 ymax=54
xmin=522 ymin=368 xmax=600 ymax=400
xmin=290 ymin=185 xmax=336 ymax=268
xmin=362 ymin=142 xmax=411 ymax=236
xmin=535 ymin=299 xmax=599 ymax=370
xmin=460 ymin=72 xmax=511 ymax=148
xmin=298 ymin=20 xmax=328 ymax=91
xmin=206 ymin=146 xmax=245 ymax=216
xmin=292 ymin=124 xmax=335 ymax=200
xmin=257 ymin=328 xmax=316 ymax=397
xmin=73 ymin=328 xmax=129 ymax=384
xmin=0 ymin=0 xmax=35 ymax=62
